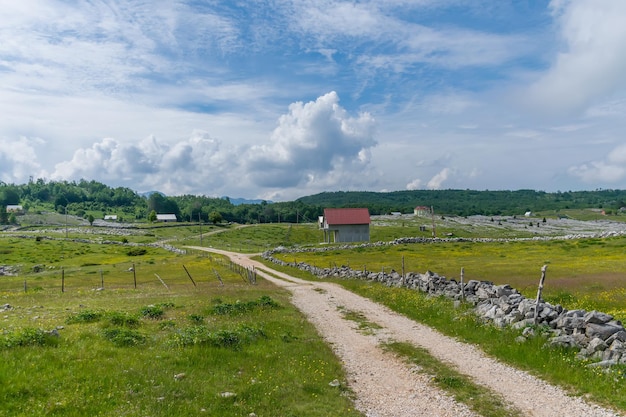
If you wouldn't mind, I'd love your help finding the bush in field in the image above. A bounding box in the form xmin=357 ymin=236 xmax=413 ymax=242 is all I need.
xmin=209 ymin=295 xmax=280 ymax=316
xmin=127 ymin=247 xmax=147 ymax=256
xmin=107 ymin=311 xmax=140 ymax=327
xmin=171 ymin=324 xmax=266 ymax=349
xmin=66 ymin=309 xmax=104 ymax=324
xmin=140 ymin=304 xmax=165 ymax=319
xmin=188 ymin=313 xmax=204 ymax=324
xmin=102 ymin=328 xmax=146 ymax=347
xmin=2 ymin=328 xmax=58 ymax=348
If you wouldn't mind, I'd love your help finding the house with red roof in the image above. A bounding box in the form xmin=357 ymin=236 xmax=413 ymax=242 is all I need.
xmin=321 ymin=208 xmax=370 ymax=243
xmin=413 ymin=206 xmax=431 ymax=217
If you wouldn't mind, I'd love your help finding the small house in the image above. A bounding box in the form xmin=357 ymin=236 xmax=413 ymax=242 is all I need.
xmin=6 ymin=205 xmax=23 ymax=214
xmin=104 ymin=215 xmax=118 ymax=221
xmin=156 ymin=214 xmax=177 ymax=222
xmin=414 ymin=206 xmax=431 ymax=217
xmin=321 ymin=208 xmax=370 ymax=243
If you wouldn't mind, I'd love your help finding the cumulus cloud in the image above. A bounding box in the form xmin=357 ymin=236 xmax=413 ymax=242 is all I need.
xmin=426 ymin=168 xmax=450 ymax=190
xmin=51 ymin=131 xmax=233 ymax=195
xmin=0 ymin=136 xmax=47 ymax=183
xmin=245 ymin=91 xmax=377 ymax=188
xmin=405 ymin=167 xmax=452 ymax=191
xmin=406 ymin=178 xmax=422 ymax=190
xmin=568 ymin=144 xmax=626 ymax=183
xmin=524 ymin=0 xmax=626 ymax=114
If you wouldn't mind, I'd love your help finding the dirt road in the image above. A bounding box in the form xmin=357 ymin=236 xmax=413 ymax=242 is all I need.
xmin=188 ymin=246 xmax=621 ymax=417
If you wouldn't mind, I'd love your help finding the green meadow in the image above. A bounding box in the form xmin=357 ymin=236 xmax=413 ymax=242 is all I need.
xmin=0 ymin=231 xmax=360 ymax=417
xmin=278 ymin=237 xmax=626 ymax=321
xmin=3 ymin=216 xmax=626 ymax=415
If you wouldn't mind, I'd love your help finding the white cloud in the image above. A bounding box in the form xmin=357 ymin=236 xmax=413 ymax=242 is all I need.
xmin=568 ymin=162 xmax=626 ymax=184
xmin=608 ymin=145 xmax=626 ymax=165
xmin=0 ymin=136 xmax=47 ymax=183
xmin=426 ymin=168 xmax=451 ymax=189
xmin=568 ymin=144 xmax=626 ymax=183
xmin=524 ymin=0 xmax=626 ymax=114
xmin=51 ymin=131 xmax=236 ymax=195
xmin=245 ymin=91 xmax=377 ymax=188
xmin=288 ymin=0 xmax=528 ymax=79
xmin=406 ymin=178 xmax=422 ymax=190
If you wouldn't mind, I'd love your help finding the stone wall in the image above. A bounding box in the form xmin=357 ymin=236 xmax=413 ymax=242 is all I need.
xmin=263 ymin=244 xmax=626 ymax=367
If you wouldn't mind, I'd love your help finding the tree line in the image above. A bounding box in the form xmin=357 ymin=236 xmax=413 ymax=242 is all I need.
xmin=0 ymin=179 xmax=320 ymax=225
xmin=2 ymin=179 xmax=626 ymax=226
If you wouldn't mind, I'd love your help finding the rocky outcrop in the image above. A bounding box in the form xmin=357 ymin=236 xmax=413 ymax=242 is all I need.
xmin=262 ymin=248 xmax=626 ymax=366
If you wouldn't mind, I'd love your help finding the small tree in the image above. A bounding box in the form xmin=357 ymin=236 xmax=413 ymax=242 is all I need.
xmin=209 ymin=211 xmax=222 ymax=225
xmin=87 ymin=214 xmax=95 ymax=226
xmin=148 ymin=210 xmax=157 ymax=222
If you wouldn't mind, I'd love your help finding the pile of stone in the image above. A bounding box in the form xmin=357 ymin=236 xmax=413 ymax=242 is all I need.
xmin=263 ymin=250 xmax=626 ymax=367
xmin=0 ymin=265 xmax=18 ymax=276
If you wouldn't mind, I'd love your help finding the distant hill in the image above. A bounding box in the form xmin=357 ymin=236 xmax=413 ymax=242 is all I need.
xmin=224 ymin=197 xmax=271 ymax=206
xmin=139 ymin=191 xmax=165 ymax=198
xmin=4 ymin=178 xmax=626 ymax=224
xmin=296 ymin=189 xmax=626 ymax=216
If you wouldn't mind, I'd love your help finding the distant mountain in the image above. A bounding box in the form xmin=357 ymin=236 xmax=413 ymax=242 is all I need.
xmin=295 ymin=189 xmax=626 ymax=216
xmin=224 ymin=197 xmax=271 ymax=206
xmin=139 ymin=190 xmax=165 ymax=198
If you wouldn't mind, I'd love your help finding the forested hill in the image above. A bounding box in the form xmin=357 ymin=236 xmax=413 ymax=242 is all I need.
xmin=296 ymin=189 xmax=626 ymax=216
xmin=3 ymin=179 xmax=626 ymax=224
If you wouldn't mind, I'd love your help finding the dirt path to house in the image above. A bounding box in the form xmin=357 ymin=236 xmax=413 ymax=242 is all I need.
xmin=188 ymin=247 xmax=621 ymax=417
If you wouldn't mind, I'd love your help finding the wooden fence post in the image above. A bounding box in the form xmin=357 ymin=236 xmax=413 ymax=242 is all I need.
xmin=182 ymin=265 xmax=197 ymax=287
xmin=460 ymin=267 xmax=464 ymax=302
xmin=154 ymin=273 xmax=170 ymax=291
xmin=61 ymin=267 xmax=65 ymax=293
xmin=213 ymin=269 xmax=224 ymax=286
xmin=133 ymin=263 xmax=137 ymax=289
xmin=534 ymin=265 xmax=548 ymax=324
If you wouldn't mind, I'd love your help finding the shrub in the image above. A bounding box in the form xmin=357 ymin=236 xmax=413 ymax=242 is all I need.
xmin=107 ymin=311 xmax=140 ymax=327
xmin=209 ymin=296 xmax=280 ymax=316
xmin=102 ymin=328 xmax=146 ymax=347
xmin=140 ymin=305 xmax=165 ymax=320
xmin=127 ymin=247 xmax=147 ymax=256
xmin=66 ymin=309 xmax=104 ymax=324
xmin=3 ymin=328 xmax=58 ymax=348
xmin=171 ymin=324 xmax=266 ymax=349
xmin=188 ymin=314 xmax=204 ymax=324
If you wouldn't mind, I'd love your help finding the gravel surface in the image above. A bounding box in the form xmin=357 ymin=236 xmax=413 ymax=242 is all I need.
xmin=190 ymin=247 xmax=622 ymax=417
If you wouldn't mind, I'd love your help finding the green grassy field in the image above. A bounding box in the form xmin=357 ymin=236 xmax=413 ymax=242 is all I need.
xmin=4 ymin=217 xmax=626 ymax=415
xmin=274 ymin=237 xmax=626 ymax=321
xmin=0 ymin=234 xmax=361 ymax=417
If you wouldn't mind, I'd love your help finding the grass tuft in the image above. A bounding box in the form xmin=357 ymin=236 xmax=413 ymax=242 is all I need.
xmin=66 ymin=309 xmax=104 ymax=324
xmin=140 ymin=304 xmax=165 ymax=319
xmin=170 ymin=324 xmax=266 ymax=349
xmin=209 ymin=295 xmax=280 ymax=316
xmin=106 ymin=311 xmax=140 ymax=327
xmin=101 ymin=328 xmax=146 ymax=347
xmin=2 ymin=328 xmax=58 ymax=349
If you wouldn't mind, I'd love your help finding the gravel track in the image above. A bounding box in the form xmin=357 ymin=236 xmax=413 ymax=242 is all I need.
xmin=189 ymin=247 xmax=622 ymax=417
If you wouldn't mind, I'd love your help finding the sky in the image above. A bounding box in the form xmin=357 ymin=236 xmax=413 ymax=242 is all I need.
xmin=2 ymin=0 xmax=626 ymax=201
